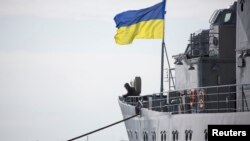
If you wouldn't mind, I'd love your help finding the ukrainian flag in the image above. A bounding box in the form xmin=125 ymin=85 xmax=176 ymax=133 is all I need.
xmin=114 ymin=1 xmax=166 ymax=45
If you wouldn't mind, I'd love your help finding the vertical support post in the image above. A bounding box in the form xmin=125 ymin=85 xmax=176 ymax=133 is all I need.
xmin=217 ymin=87 xmax=219 ymax=112
xmin=160 ymin=42 xmax=164 ymax=93
xmin=242 ymin=85 xmax=244 ymax=112
xmin=228 ymin=86 xmax=231 ymax=112
xmin=241 ymin=85 xmax=249 ymax=112
xmin=205 ymin=88 xmax=207 ymax=113
xmin=160 ymin=0 xmax=168 ymax=93
xmin=160 ymin=0 xmax=166 ymax=111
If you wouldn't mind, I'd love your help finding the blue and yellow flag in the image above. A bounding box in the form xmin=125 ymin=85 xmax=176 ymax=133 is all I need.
xmin=114 ymin=1 xmax=166 ymax=45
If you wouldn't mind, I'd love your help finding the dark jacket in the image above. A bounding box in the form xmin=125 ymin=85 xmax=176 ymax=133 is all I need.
xmin=123 ymin=83 xmax=136 ymax=98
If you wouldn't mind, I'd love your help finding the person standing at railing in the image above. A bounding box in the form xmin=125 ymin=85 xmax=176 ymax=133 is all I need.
xmin=123 ymin=83 xmax=137 ymax=98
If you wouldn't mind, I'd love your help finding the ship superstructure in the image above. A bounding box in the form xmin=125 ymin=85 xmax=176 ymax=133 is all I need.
xmin=119 ymin=1 xmax=250 ymax=141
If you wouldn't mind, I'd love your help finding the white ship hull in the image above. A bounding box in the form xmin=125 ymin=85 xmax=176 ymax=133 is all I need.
xmin=119 ymin=100 xmax=250 ymax=141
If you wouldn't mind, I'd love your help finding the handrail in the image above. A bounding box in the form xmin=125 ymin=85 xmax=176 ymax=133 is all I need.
xmin=127 ymin=83 xmax=250 ymax=98
xmin=120 ymin=83 xmax=250 ymax=114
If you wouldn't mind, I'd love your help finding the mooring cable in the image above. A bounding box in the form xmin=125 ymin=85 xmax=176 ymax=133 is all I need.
xmin=67 ymin=114 xmax=138 ymax=141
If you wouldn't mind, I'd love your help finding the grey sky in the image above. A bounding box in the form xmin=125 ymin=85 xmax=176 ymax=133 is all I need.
xmin=0 ymin=0 xmax=236 ymax=141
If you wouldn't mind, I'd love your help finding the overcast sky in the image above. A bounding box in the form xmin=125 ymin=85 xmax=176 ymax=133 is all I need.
xmin=0 ymin=0 xmax=236 ymax=141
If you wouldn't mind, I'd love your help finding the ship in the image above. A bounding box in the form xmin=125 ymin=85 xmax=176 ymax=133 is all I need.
xmin=118 ymin=1 xmax=250 ymax=141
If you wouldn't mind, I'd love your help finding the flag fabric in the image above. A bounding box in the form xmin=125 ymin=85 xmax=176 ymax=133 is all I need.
xmin=114 ymin=1 xmax=166 ymax=45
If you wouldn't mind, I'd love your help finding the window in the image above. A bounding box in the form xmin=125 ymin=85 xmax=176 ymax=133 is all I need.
xmin=151 ymin=131 xmax=156 ymax=141
xmin=145 ymin=132 xmax=148 ymax=141
xmin=164 ymin=132 xmax=166 ymax=141
xmin=161 ymin=131 xmax=163 ymax=141
xmin=172 ymin=130 xmax=179 ymax=141
xmin=130 ymin=131 xmax=133 ymax=139
xmin=127 ymin=130 xmax=130 ymax=138
xmin=143 ymin=131 xmax=148 ymax=141
xmin=185 ymin=130 xmax=193 ymax=141
xmin=224 ymin=13 xmax=232 ymax=23
xmin=135 ymin=131 xmax=138 ymax=140
xmin=204 ymin=129 xmax=208 ymax=141
xmin=240 ymin=0 xmax=245 ymax=12
xmin=127 ymin=130 xmax=133 ymax=140
xmin=161 ymin=131 xmax=166 ymax=141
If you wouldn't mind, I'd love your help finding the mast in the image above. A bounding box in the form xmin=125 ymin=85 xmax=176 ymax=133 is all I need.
xmin=160 ymin=41 xmax=164 ymax=92
xmin=160 ymin=0 xmax=166 ymax=93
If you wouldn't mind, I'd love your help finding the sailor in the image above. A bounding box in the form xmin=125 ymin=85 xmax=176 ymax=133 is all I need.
xmin=123 ymin=83 xmax=136 ymax=98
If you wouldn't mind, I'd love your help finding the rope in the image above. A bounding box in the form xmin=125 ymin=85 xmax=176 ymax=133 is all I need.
xmin=67 ymin=114 xmax=138 ymax=141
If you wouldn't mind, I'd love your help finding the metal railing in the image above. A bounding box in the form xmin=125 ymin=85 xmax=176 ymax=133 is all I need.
xmin=120 ymin=83 xmax=250 ymax=114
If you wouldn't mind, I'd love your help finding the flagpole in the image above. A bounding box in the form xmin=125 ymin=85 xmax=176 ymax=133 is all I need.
xmin=160 ymin=41 xmax=164 ymax=93
xmin=160 ymin=0 xmax=166 ymax=93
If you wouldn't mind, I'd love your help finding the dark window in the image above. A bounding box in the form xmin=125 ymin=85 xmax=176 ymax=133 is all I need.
xmin=135 ymin=131 xmax=138 ymax=140
xmin=152 ymin=131 xmax=156 ymax=141
xmin=204 ymin=129 xmax=208 ymax=141
xmin=185 ymin=130 xmax=193 ymax=141
xmin=240 ymin=0 xmax=245 ymax=12
xmin=161 ymin=131 xmax=163 ymax=141
xmin=130 ymin=131 xmax=133 ymax=139
xmin=161 ymin=131 xmax=167 ymax=141
xmin=143 ymin=131 xmax=148 ymax=141
xmin=164 ymin=131 xmax=166 ymax=141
